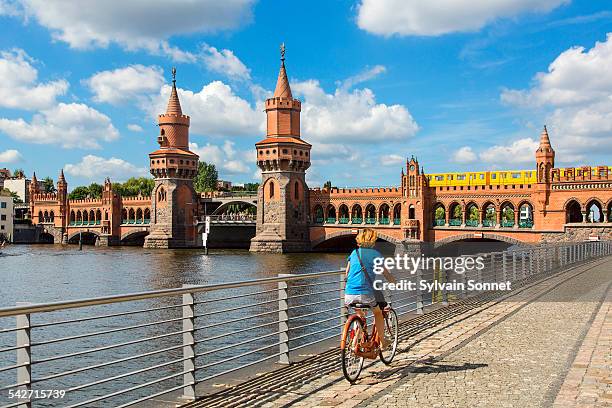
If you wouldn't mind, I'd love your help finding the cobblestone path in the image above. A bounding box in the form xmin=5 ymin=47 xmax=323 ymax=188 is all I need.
xmin=184 ymin=257 xmax=612 ymax=408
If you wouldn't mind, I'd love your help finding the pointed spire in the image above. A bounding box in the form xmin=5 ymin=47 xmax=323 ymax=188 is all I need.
xmin=166 ymin=67 xmax=183 ymax=115
xmin=539 ymin=125 xmax=551 ymax=147
xmin=273 ymin=43 xmax=292 ymax=98
xmin=31 ymin=172 xmax=37 ymax=182
xmin=58 ymin=169 xmax=65 ymax=182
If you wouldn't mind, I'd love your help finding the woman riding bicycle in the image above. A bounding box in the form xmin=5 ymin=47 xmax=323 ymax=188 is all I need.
xmin=344 ymin=228 xmax=396 ymax=348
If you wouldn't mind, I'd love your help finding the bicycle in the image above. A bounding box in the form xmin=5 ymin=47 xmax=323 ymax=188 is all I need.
xmin=340 ymin=302 xmax=399 ymax=383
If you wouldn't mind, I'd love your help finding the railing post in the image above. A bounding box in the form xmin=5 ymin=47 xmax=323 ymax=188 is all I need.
xmin=502 ymin=252 xmax=507 ymax=282
xmin=416 ymin=267 xmax=424 ymax=314
xmin=512 ymin=251 xmax=517 ymax=281
xmin=278 ymin=274 xmax=291 ymax=364
xmin=441 ymin=267 xmax=448 ymax=306
xmin=182 ymin=286 xmax=196 ymax=401
xmin=522 ymin=252 xmax=527 ymax=278
xmin=16 ymin=302 xmax=32 ymax=408
xmin=339 ymin=271 xmax=347 ymax=330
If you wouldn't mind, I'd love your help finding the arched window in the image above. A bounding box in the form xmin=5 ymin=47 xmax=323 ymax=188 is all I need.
xmin=157 ymin=187 xmax=166 ymax=202
xmin=433 ymin=204 xmax=445 ymax=226
xmin=294 ymin=181 xmax=300 ymax=200
xmin=519 ymin=202 xmax=534 ymax=228
xmin=144 ymin=208 xmax=151 ymax=224
xmin=269 ymin=181 xmax=275 ymax=199
xmin=76 ymin=210 xmax=82 ymax=224
xmin=608 ymin=201 xmax=612 ymax=222
xmin=43 ymin=210 xmax=49 ymax=222
xmin=96 ymin=210 xmax=101 ymax=224
xmin=128 ymin=208 xmax=135 ymax=224
xmin=326 ymin=205 xmax=336 ymax=223
xmin=379 ymin=204 xmax=390 ymax=224
xmin=586 ymin=200 xmax=603 ymax=223
xmin=122 ymin=208 xmax=128 ymax=224
xmin=566 ymin=200 xmax=582 ymax=223
xmin=82 ymin=210 xmax=88 ymax=223
xmin=89 ymin=210 xmax=95 ymax=224
xmin=70 ymin=210 xmax=75 ymax=225
xmin=351 ymin=205 xmax=363 ymax=224
xmin=49 ymin=211 xmax=54 ymax=222
xmin=338 ymin=204 xmax=349 ymax=224
xmin=365 ymin=204 xmax=376 ymax=224
xmin=448 ymin=203 xmax=461 ymax=226
xmin=393 ymin=204 xmax=401 ymax=225
xmin=104 ymin=211 xmax=109 ymax=221
xmin=483 ymin=203 xmax=495 ymax=227
xmin=136 ymin=208 xmax=143 ymax=224
xmin=38 ymin=211 xmax=43 ymax=222
xmin=408 ymin=205 xmax=415 ymax=220
xmin=465 ymin=203 xmax=479 ymax=227
xmin=501 ymin=203 xmax=515 ymax=227
xmin=313 ymin=205 xmax=324 ymax=223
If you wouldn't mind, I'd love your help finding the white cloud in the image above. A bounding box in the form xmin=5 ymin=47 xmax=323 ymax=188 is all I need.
xmin=201 ymin=44 xmax=250 ymax=80
xmin=380 ymin=154 xmax=404 ymax=166
xmin=0 ymin=149 xmax=22 ymax=163
xmin=339 ymin=65 xmax=386 ymax=91
xmin=357 ymin=0 xmax=568 ymax=36
xmin=152 ymin=82 xmax=263 ymax=137
xmin=64 ymin=155 xmax=147 ymax=181
xmin=0 ymin=102 xmax=119 ymax=149
xmin=15 ymin=0 xmax=253 ymax=60
xmin=451 ymin=146 xmax=478 ymax=164
xmin=0 ymin=48 xmax=68 ymax=110
xmin=127 ymin=124 xmax=143 ymax=132
xmin=479 ymin=138 xmax=539 ymax=164
xmin=292 ymin=79 xmax=418 ymax=143
xmin=0 ymin=0 xmax=20 ymax=16
xmin=501 ymin=33 xmax=612 ymax=155
xmin=86 ymin=65 xmax=164 ymax=105
xmin=189 ymin=140 xmax=251 ymax=175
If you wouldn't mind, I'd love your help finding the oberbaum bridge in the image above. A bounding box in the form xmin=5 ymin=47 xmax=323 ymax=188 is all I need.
xmin=28 ymin=52 xmax=612 ymax=253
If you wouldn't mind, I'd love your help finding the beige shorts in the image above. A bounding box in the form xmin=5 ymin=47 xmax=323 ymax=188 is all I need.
xmin=345 ymin=294 xmax=377 ymax=307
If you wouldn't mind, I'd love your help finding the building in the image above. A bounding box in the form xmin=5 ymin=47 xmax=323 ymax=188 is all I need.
xmin=0 ymin=168 xmax=10 ymax=189
xmin=0 ymin=189 xmax=14 ymax=242
xmin=3 ymin=176 xmax=44 ymax=204
xmin=217 ymin=180 xmax=232 ymax=190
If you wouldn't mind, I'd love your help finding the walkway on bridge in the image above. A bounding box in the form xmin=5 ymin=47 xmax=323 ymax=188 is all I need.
xmin=184 ymin=256 xmax=612 ymax=408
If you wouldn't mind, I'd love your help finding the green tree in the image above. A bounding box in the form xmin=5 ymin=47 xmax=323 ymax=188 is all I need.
xmin=452 ymin=205 xmax=462 ymax=219
xmin=468 ymin=206 xmax=479 ymax=221
xmin=434 ymin=207 xmax=445 ymax=220
xmin=502 ymin=207 xmax=514 ymax=222
xmin=13 ymin=168 xmax=24 ymax=178
xmin=113 ymin=177 xmax=155 ymax=197
xmin=194 ymin=162 xmax=218 ymax=192
xmin=244 ymin=182 xmax=259 ymax=191
xmin=68 ymin=186 xmax=90 ymax=200
xmin=323 ymin=180 xmax=332 ymax=190
xmin=1 ymin=188 xmax=21 ymax=203
xmin=87 ymin=183 xmax=103 ymax=199
xmin=42 ymin=177 xmax=56 ymax=193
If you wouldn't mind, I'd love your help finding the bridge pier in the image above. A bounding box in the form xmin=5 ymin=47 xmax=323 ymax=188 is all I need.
xmin=96 ymin=235 xmax=120 ymax=247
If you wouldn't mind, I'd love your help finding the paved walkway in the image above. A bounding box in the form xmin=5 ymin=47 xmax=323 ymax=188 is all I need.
xmin=185 ymin=257 xmax=612 ymax=408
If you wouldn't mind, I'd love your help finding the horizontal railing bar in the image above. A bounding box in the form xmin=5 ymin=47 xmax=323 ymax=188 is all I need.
xmin=195 ymin=331 xmax=280 ymax=358
xmin=196 ymin=351 xmax=284 ymax=384
xmin=31 ymin=316 xmax=186 ymax=347
xmin=196 ymin=320 xmax=278 ymax=343
xmin=194 ymin=309 xmax=279 ymax=330
xmin=0 ymin=361 xmax=28 ymax=374
xmin=30 ymin=303 xmax=183 ymax=328
xmin=290 ymin=305 xmax=344 ymax=320
xmin=195 ymin=340 xmax=283 ymax=371
xmin=287 ymin=288 xmax=340 ymax=299
xmin=289 ymin=314 xmax=340 ymax=332
xmin=289 ymin=297 xmax=342 ymax=309
xmin=31 ymin=343 xmax=187 ymax=384
xmin=289 ymin=323 xmax=343 ymax=342
xmin=0 ymin=269 xmax=345 ymax=317
xmin=64 ymin=369 xmax=190 ymax=408
xmin=32 ymin=328 xmax=189 ymax=365
xmin=0 ymin=345 xmax=23 ymax=354
xmin=194 ymin=287 xmax=279 ymax=304
xmin=200 ymin=298 xmax=279 ymax=317
xmin=1 ymin=400 xmax=27 ymax=408
xmin=65 ymin=356 xmax=189 ymax=393
xmin=290 ymin=330 xmax=340 ymax=352
xmin=288 ymin=280 xmax=339 ymax=289
xmin=0 ymin=380 xmax=29 ymax=392
xmin=0 ymin=327 xmax=18 ymax=335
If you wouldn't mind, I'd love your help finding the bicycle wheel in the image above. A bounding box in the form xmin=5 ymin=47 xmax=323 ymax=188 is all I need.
xmin=379 ymin=307 xmax=398 ymax=364
xmin=342 ymin=317 xmax=365 ymax=383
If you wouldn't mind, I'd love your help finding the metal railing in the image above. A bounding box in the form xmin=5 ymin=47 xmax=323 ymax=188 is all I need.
xmin=0 ymin=241 xmax=610 ymax=407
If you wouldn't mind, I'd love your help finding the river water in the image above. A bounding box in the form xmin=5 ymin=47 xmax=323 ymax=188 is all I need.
xmin=0 ymin=245 xmax=357 ymax=407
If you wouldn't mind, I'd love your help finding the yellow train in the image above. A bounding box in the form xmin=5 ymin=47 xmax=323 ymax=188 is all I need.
xmin=426 ymin=170 xmax=537 ymax=187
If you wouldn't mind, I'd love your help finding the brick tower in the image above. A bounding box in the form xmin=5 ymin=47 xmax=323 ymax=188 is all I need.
xmin=250 ymin=45 xmax=312 ymax=253
xmin=143 ymin=68 xmax=199 ymax=248
xmin=402 ymin=156 xmax=426 ymax=240
xmin=535 ymin=126 xmax=555 ymax=220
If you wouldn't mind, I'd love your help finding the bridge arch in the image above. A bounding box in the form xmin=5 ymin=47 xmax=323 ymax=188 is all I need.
xmin=121 ymin=230 xmax=150 ymax=246
xmin=211 ymin=200 xmax=257 ymax=216
xmin=67 ymin=230 xmax=100 ymax=245
xmin=311 ymin=229 xmax=402 ymax=249
xmin=433 ymin=233 xmax=525 ymax=249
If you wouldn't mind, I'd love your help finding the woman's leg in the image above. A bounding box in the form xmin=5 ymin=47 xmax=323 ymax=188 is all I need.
xmin=373 ymin=306 xmax=388 ymax=348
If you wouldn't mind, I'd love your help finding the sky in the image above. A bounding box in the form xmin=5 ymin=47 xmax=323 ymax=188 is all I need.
xmin=0 ymin=0 xmax=611 ymax=189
